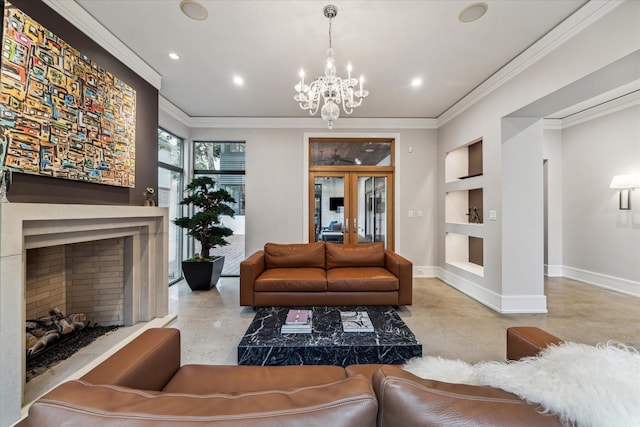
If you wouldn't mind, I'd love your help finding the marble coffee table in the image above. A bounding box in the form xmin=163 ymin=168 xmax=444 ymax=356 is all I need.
xmin=237 ymin=306 xmax=422 ymax=366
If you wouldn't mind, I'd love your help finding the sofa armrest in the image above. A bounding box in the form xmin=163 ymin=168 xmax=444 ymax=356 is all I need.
xmin=80 ymin=328 xmax=180 ymax=391
xmin=506 ymin=327 xmax=563 ymax=360
xmin=385 ymin=250 xmax=412 ymax=305
xmin=240 ymin=250 xmax=265 ymax=306
xmin=372 ymin=365 xmax=563 ymax=427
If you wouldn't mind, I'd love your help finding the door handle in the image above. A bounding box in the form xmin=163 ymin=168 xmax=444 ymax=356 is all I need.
xmin=353 ymin=218 xmax=357 ymax=231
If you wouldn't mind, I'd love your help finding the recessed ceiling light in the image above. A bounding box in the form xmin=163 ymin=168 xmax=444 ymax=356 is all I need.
xmin=233 ymin=76 xmax=244 ymax=86
xmin=180 ymin=0 xmax=208 ymax=21
xmin=168 ymin=52 xmax=180 ymax=60
xmin=411 ymin=78 xmax=422 ymax=87
xmin=459 ymin=2 xmax=488 ymax=23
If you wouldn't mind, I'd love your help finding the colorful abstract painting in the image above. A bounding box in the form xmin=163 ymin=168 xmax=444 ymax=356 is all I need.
xmin=0 ymin=1 xmax=136 ymax=187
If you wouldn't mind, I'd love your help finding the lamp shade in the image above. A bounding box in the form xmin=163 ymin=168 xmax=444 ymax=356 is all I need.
xmin=610 ymin=174 xmax=640 ymax=189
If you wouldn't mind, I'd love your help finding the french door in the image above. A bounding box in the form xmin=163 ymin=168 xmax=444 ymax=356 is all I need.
xmin=310 ymin=171 xmax=394 ymax=250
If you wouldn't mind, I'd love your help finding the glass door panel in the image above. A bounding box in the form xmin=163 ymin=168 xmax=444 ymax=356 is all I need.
xmin=310 ymin=172 xmax=392 ymax=248
xmin=311 ymin=174 xmax=348 ymax=244
xmin=355 ymin=175 xmax=388 ymax=246
xmin=158 ymin=167 xmax=182 ymax=284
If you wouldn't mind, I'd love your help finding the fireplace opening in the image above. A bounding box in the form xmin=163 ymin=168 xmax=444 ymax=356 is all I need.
xmin=25 ymin=238 xmax=126 ymax=381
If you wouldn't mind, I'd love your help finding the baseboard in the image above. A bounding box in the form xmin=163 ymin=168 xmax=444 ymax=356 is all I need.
xmin=562 ymin=266 xmax=640 ymax=298
xmin=436 ymin=267 xmax=502 ymax=312
xmin=413 ymin=266 xmax=437 ymax=278
xmin=544 ymin=264 xmax=563 ymax=277
xmin=437 ymin=267 xmax=548 ymax=313
xmin=500 ymin=294 xmax=548 ymax=314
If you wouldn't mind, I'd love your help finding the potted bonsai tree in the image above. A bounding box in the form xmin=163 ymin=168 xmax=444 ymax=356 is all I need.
xmin=174 ymin=176 xmax=235 ymax=290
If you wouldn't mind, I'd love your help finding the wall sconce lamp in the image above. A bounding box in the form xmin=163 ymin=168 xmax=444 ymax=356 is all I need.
xmin=610 ymin=174 xmax=640 ymax=210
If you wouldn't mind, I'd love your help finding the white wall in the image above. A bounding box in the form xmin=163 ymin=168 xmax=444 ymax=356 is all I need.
xmin=157 ymin=125 xmax=438 ymax=270
xmin=543 ymin=128 xmax=564 ymax=276
xmin=437 ymin=1 xmax=640 ymax=312
xmin=561 ymin=105 xmax=640 ymax=294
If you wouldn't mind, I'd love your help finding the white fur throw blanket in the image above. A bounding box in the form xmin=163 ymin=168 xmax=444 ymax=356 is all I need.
xmin=403 ymin=342 xmax=640 ymax=427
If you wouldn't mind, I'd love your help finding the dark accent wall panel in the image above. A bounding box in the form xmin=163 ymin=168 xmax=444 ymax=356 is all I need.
xmin=469 ymin=237 xmax=483 ymax=267
xmin=4 ymin=0 xmax=158 ymax=206
xmin=468 ymin=188 xmax=483 ymax=224
xmin=468 ymin=140 xmax=482 ymax=177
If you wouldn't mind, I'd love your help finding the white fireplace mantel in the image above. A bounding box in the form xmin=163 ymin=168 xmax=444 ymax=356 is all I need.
xmin=0 ymin=203 xmax=170 ymax=426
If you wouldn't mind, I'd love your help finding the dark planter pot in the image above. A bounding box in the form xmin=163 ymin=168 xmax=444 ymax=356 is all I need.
xmin=182 ymin=256 xmax=225 ymax=291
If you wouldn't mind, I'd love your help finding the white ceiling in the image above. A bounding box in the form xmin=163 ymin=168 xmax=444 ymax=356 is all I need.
xmin=73 ymin=0 xmax=589 ymax=119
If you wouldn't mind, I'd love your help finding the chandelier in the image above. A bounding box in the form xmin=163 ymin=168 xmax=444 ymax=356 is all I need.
xmin=294 ymin=5 xmax=368 ymax=129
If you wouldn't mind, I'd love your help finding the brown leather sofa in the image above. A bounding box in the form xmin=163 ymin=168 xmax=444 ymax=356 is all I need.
xmin=24 ymin=328 xmax=378 ymax=426
xmin=240 ymin=241 xmax=412 ymax=307
xmin=23 ymin=326 xmax=566 ymax=426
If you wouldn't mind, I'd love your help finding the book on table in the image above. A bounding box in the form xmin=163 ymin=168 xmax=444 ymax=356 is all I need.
xmin=281 ymin=309 xmax=312 ymax=334
xmin=285 ymin=309 xmax=310 ymax=325
xmin=340 ymin=311 xmax=374 ymax=333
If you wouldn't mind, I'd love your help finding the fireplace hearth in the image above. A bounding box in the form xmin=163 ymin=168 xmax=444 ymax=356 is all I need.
xmin=0 ymin=203 xmax=172 ymax=427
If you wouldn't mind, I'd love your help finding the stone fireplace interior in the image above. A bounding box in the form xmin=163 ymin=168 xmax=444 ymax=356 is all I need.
xmin=0 ymin=203 xmax=174 ymax=425
xmin=27 ymin=238 xmax=126 ymax=327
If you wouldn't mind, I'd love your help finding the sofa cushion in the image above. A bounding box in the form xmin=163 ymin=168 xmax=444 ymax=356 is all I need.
xmin=255 ymin=268 xmax=327 ymax=292
xmin=163 ymin=365 xmax=347 ymax=394
xmin=327 ymin=267 xmax=398 ymax=292
xmin=326 ymin=242 xmax=385 ymax=269
xmin=28 ymin=376 xmax=378 ymax=427
xmin=265 ymin=242 xmax=326 ymax=269
xmin=373 ymin=365 xmax=563 ymax=427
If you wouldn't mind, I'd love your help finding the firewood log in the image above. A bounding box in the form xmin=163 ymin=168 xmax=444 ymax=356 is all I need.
xmin=56 ymin=318 xmax=74 ymax=335
xmin=49 ymin=307 xmax=65 ymax=319
xmin=68 ymin=313 xmax=86 ymax=323
xmin=36 ymin=316 xmax=54 ymax=327
xmin=71 ymin=321 xmax=85 ymax=331
xmin=27 ymin=330 xmax=60 ymax=356
xmin=26 ymin=333 xmax=38 ymax=350
xmin=25 ymin=321 xmax=40 ymax=330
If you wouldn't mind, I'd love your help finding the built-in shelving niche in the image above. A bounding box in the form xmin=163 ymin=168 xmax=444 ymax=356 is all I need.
xmin=445 ymin=138 xmax=484 ymax=277
xmin=445 ymin=139 xmax=483 ymax=183
xmin=445 ymin=233 xmax=484 ymax=276
xmin=445 ymin=188 xmax=483 ymax=225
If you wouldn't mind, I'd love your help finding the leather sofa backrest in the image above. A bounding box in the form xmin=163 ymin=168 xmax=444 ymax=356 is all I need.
xmin=326 ymin=242 xmax=385 ymax=269
xmin=28 ymin=375 xmax=378 ymax=427
xmin=264 ymin=242 xmax=326 ymax=269
xmin=373 ymin=365 xmax=564 ymax=427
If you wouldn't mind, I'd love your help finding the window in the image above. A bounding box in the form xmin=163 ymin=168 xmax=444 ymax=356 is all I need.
xmin=158 ymin=128 xmax=184 ymax=285
xmin=193 ymin=141 xmax=246 ymax=275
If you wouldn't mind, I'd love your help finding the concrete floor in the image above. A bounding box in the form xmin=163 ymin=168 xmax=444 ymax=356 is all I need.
xmin=169 ymin=276 xmax=640 ymax=365
xmin=23 ymin=276 xmax=640 ymax=415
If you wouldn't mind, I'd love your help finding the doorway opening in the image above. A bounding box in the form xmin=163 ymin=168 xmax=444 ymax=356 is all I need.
xmin=309 ymin=138 xmax=394 ymax=249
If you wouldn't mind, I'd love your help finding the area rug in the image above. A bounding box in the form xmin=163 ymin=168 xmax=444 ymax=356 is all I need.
xmin=403 ymin=341 xmax=640 ymax=427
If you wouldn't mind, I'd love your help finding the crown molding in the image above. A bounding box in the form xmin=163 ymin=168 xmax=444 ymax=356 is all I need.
xmin=159 ymin=96 xmax=191 ymax=125
xmin=184 ymin=117 xmax=437 ymax=129
xmin=42 ymin=0 xmax=162 ymax=89
xmin=158 ymin=97 xmax=437 ymax=129
xmin=559 ymin=90 xmax=640 ymax=128
xmin=437 ymin=0 xmax=624 ymax=127
xmin=543 ymin=119 xmax=563 ymax=130
xmin=543 ymin=90 xmax=640 ymax=130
